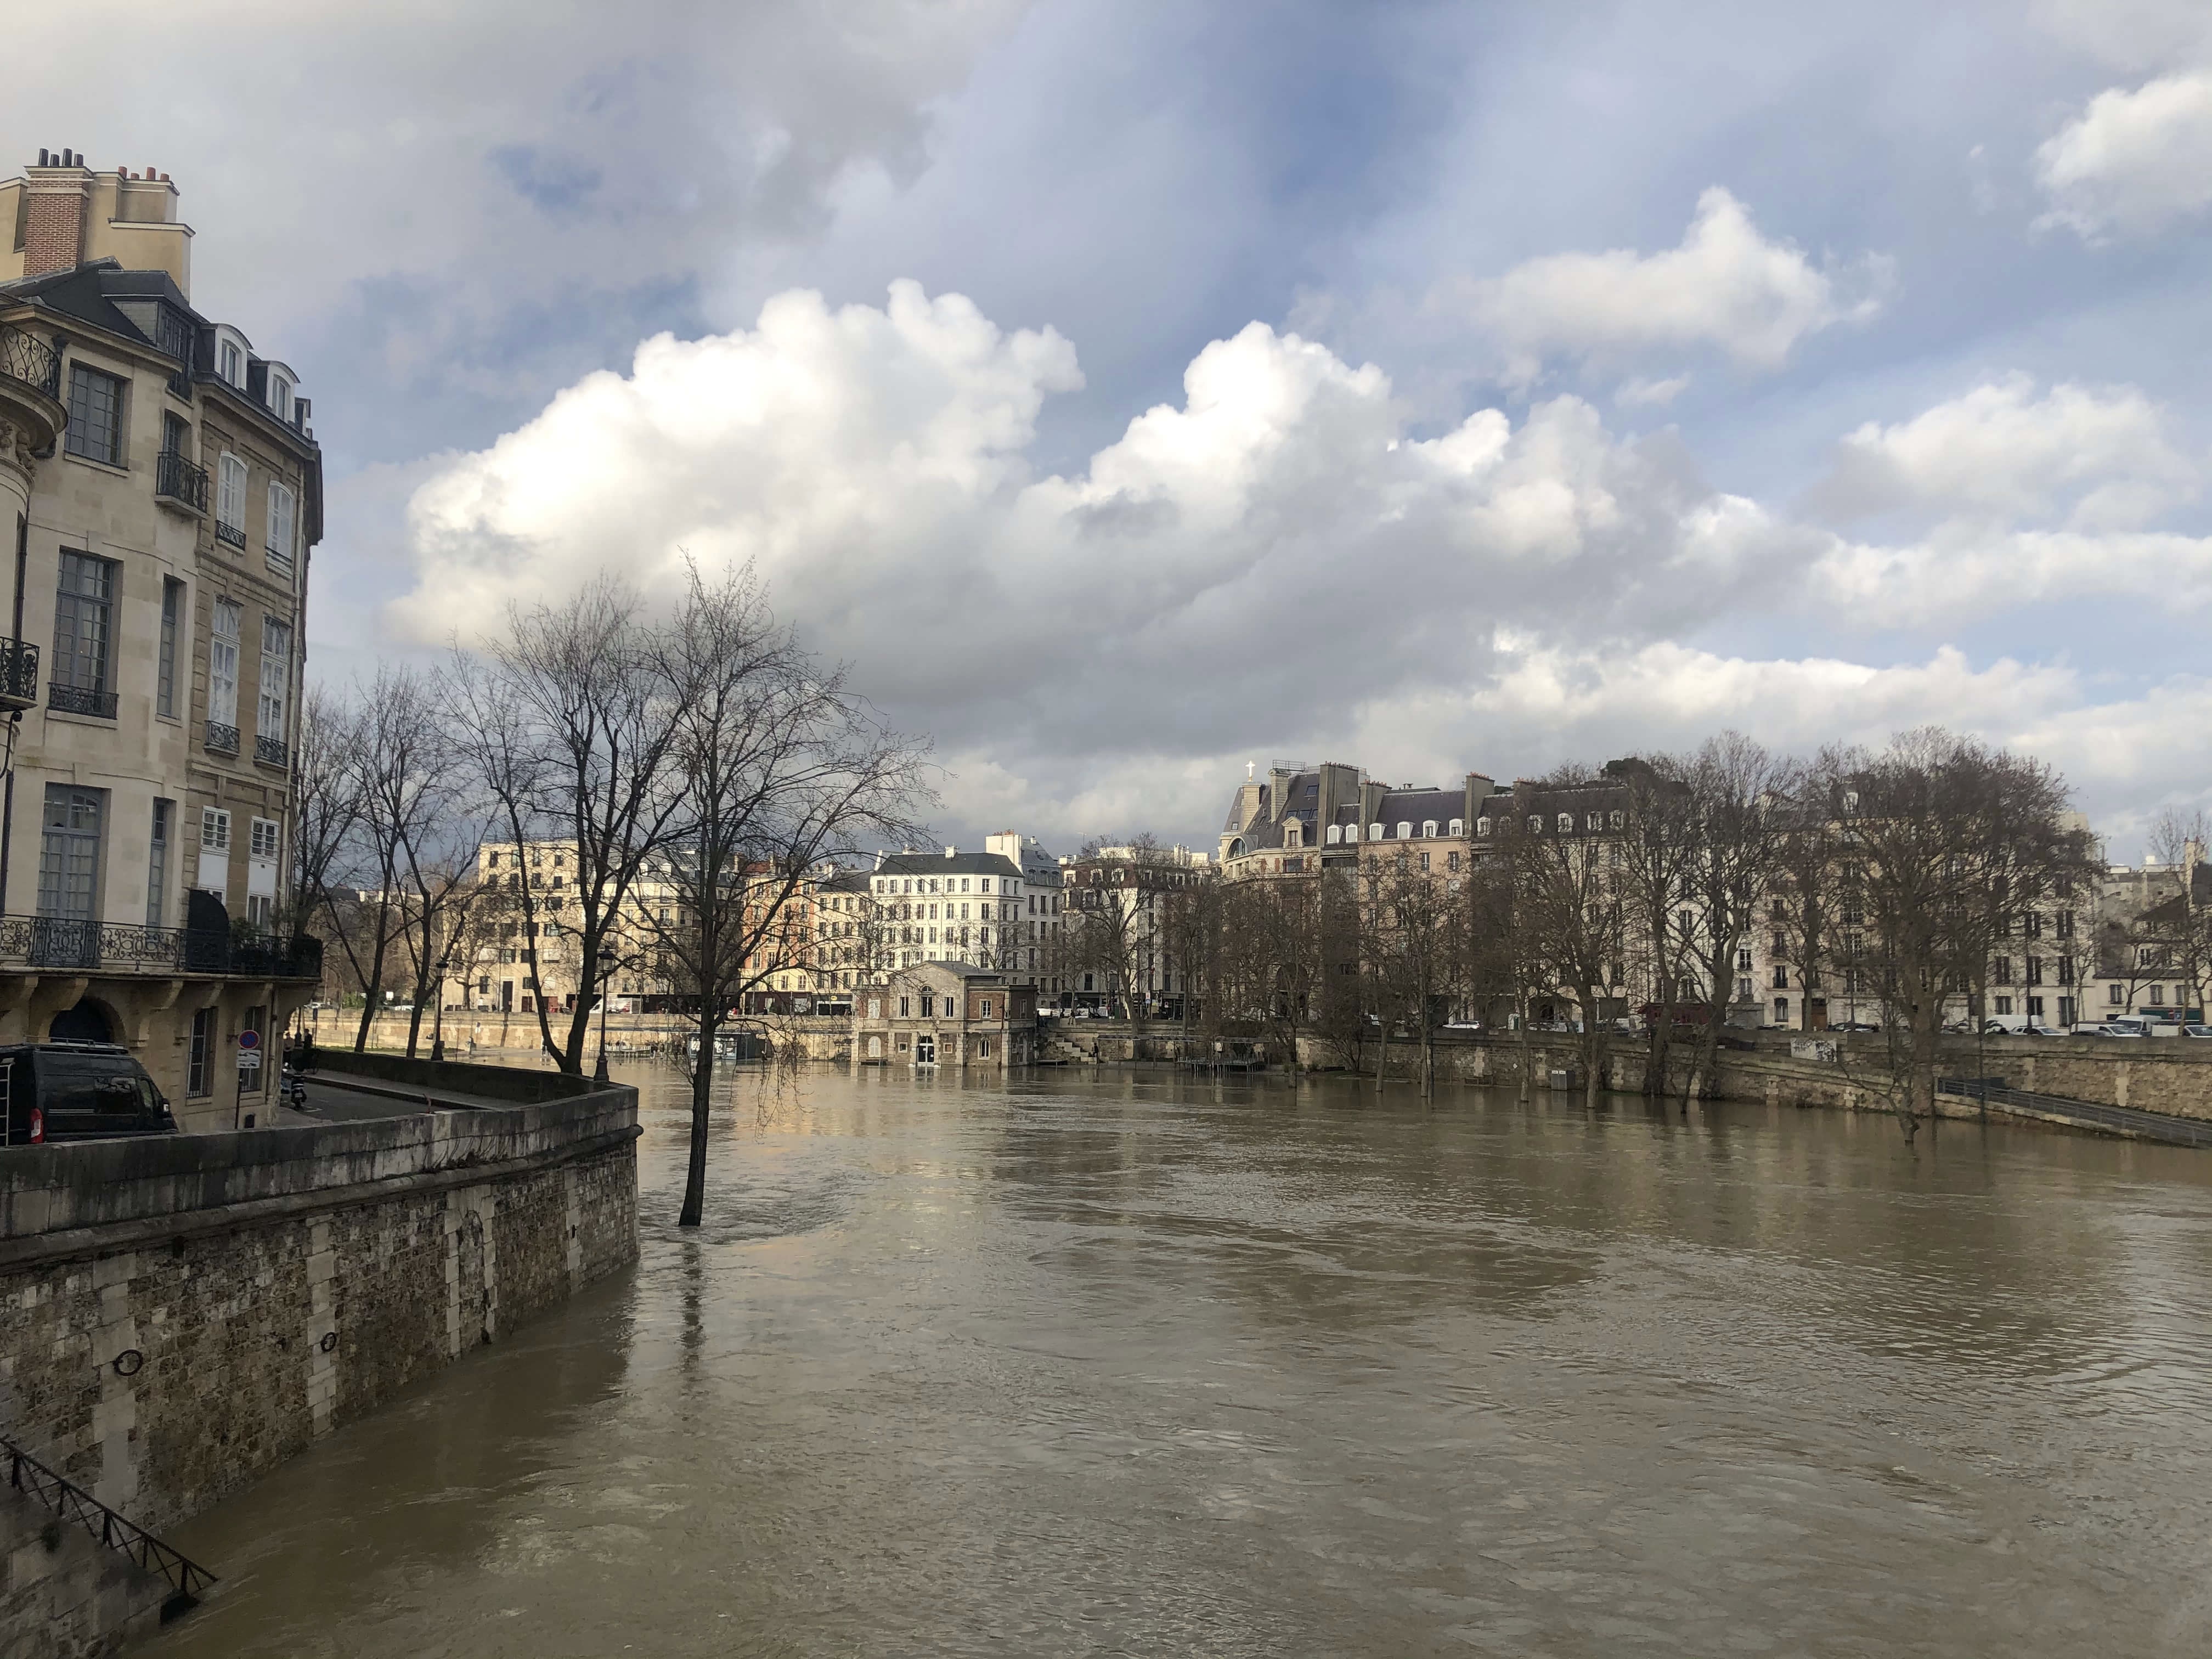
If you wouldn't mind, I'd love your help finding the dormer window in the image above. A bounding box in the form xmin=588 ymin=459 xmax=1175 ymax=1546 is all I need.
xmin=1325 ymin=824 xmax=1341 ymax=845
xmin=1369 ymin=822 xmax=1383 ymax=842
xmin=1396 ymin=822 xmax=1411 ymax=839
xmin=1448 ymin=819 xmax=1463 ymax=837
xmin=218 ymin=341 xmax=242 ymax=385
xmin=1475 ymin=816 xmax=1490 ymax=837
xmin=1557 ymin=813 xmax=1573 ymax=833
xmin=269 ymin=375 xmax=293 ymax=422
xmin=1421 ymin=820 xmax=1437 ymax=838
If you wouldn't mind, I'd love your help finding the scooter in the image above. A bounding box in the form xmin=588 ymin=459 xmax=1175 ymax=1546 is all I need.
xmin=279 ymin=1064 xmax=310 ymax=1112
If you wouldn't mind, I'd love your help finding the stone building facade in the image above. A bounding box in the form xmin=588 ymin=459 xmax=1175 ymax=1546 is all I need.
xmin=853 ymin=960 xmax=1038 ymax=1068
xmin=0 ymin=149 xmax=319 ymax=1128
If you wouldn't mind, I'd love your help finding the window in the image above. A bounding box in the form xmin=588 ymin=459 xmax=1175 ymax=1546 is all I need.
xmin=1448 ymin=819 xmax=1463 ymax=837
xmin=1447 ymin=851 xmax=1460 ymax=873
xmin=1396 ymin=822 xmax=1411 ymax=839
xmin=199 ymin=807 xmax=231 ymax=900
xmin=2027 ymin=957 xmax=2044 ymax=987
xmin=266 ymin=482 xmax=297 ymax=573
xmin=188 ymin=1007 xmax=217 ymax=1097
xmin=209 ymin=600 xmax=241 ymax=727
xmin=1587 ymin=813 xmax=1602 ymax=832
xmin=1476 ymin=817 xmax=1490 ymax=837
xmin=258 ymin=617 xmax=292 ymax=741
xmin=898 ymin=996 xmax=911 ymax=1018
xmin=52 ymin=551 xmax=116 ymax=702
xmin=2149 ymin=984 xmax=2165 ymax=1006
xmin=37 ymin=786 xmax=103 ymax=927
xmin=1994 ymin=956 xmax=2012 ymax=985
xmin=2109 ymin=984 xmax=2124 ymax=1006
xmin=1610 ymin=810 xmax=1624 ymax=830
xmin=978 ymin=997 xmax=992 ymax=1018
xmin=1736 ymin=947 xmax=1753 ymax=971
xmin=1774 ymin=998 xmax=1790 ymax=1024
xmin=268 ymin=375 xmax=292 ymax=422
xmin=1419 ymin=851 xmax=1431 ymax=872
xmin=1421 ymin=820 xmax=1436 ymax=838
xmin=218 ymin=339 xmax=244 ymax=387
xmin=1369 ymin=822 xmax=1383 ymax=842
xmin=157 ymin=577 xmax=184 ymax=717
xmin=64 ymin=364 xmax=124 ymax=466
xmin=216 ymin=453 xmax=247 ymax=542
xmin=1996 ymin=995 xmax=2013 ymax=1015
xmin=147 ymin=799 xmax=172 ymax=928
xmin=1842 ymin=789 xmax=1860 ymax=815
xmin=1772 ymin=966 xmax=1789 ymax=989
xmin=1528 ymin=815 xmax=1542 ymax=834
xmin=1325 ymin=824 xmax=1341 ymax=845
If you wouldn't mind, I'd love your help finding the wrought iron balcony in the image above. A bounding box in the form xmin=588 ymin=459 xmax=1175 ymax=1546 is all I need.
xmin=205 ymin=720 xmax=240 ymax=754
xmin=0 ymin=914 xmax=323 ymax=980
xmin=0 ymin=639 xmax=36 ymax=712
xmin=0 ymin=323 xmax=61 ymax=400
xmin=154 ymin=449 xmax=208 ymax=515
xmin=255 ymin=733 xmax=289 ymax=768
xmin=47 ymin=682 xmax=117 ymax=719
xmin=215 ymin=518 xmax=246 ymax=549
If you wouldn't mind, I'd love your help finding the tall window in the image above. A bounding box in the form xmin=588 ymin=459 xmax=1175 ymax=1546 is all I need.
xmin=37 ymin=785 xmax=103 ymax=924
xmin=266 ymin=482 xmax=297 ymax=573
xmin=216 ymin=453 xmax=247 ymax=543
xmin=209 ymin=600 xmax=241 ymax=727
xmin=258 ymin=617 xmax=292 ymax=741
xmin=147 ymin=799 xmax=172 ymax=928
xmin=161 ymin=411 xmax=189 ymax=457
xmin=157 ymin=577 xmax=184 ymax=717
xmin=218 ymin=340 xmax=243 ymax=387
xmin=52 ymin=551 xmax=116 ymax=698
xmin=64 ymin=364 xmax=123 ymax=466
xmin=188 ymin=1006 xmax=216 ymax=1097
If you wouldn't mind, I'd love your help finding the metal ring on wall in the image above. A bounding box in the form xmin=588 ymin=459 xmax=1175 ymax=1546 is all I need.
xmin=112 ymin=1349 xmax=144 ymax=1378
xmin=319 ymin=1331 xmax=337 ymax=1354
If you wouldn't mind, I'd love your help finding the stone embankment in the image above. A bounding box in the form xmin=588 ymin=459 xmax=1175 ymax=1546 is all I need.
xmin=0 ymin=1053 xmax=639 ymax=1658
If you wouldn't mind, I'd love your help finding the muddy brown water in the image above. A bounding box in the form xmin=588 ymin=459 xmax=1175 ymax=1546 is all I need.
xmin=143 ymin=1068 xmax=2212 ymax=1657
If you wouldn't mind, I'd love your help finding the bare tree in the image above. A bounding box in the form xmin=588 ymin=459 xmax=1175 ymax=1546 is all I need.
xmin=642 ymin=566 xmax=930 ymax=1228
xmin=1509 ymin=772 xmax=1626 ymax=1111
xmin=452 ymin=579 xmax=688 ymax=1074
xmin=289 ymin=681 xmax=363 ymax=935
xmin=1819 ymin=727 xmax=2092 ymax=1142
xmin=2142 ymin=810 xmax=2212 ymax=1018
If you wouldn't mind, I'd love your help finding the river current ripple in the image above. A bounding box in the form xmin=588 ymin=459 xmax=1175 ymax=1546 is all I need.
xmin=148 ymin=1068 xmax=2212 ymax=1657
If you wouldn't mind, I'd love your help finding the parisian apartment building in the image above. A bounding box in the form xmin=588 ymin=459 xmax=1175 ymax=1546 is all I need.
xmin=0 ymin=148 xmax=319 ymax=1126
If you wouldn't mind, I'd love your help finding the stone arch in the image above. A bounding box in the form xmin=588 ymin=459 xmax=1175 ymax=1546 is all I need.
xmin=48 ymin=997 xmax=117 ymax=1043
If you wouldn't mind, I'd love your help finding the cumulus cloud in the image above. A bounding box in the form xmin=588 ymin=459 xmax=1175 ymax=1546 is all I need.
xmin=1807 ymin=374 xmax=2199 ymax=529
xmin=397 ymin=283 xmax=2202 ymax=844
xmin=2035 ymin=70 xmax=2212 ymax=238
xmin=1458 ymin=188 xmax=1892 ymax=387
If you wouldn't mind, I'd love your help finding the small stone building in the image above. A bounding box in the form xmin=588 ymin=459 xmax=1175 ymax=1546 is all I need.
xmin=853 ymin=961 xmax=1037 ymax=1069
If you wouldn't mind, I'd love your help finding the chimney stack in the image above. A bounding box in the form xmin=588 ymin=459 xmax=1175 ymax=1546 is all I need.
xmin=22 ymin=147 xmax=93 ymax=278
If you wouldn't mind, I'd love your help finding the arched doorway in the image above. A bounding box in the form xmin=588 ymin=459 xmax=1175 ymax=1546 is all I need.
xmin=49 ymin=999 xmax=114 ymax=1043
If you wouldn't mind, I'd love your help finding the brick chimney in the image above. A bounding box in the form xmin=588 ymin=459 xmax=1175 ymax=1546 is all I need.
xmin=22 ymin=148 xmax=94 ymax=278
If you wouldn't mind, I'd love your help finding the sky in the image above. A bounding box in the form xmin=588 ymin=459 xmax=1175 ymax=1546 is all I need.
xmin=13 ymin=0 xmax=2212 ymax=857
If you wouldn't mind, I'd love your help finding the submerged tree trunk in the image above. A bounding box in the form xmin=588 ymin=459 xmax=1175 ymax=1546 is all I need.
xmin=680 ymin=1013 xmax=719 ymax=1228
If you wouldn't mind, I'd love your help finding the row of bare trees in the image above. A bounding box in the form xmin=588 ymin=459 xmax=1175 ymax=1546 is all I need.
xmin=1153 ymin=728 xmax=2101 ymax=1142
xmin=292 ymin=565 xmax=931 ymax=1224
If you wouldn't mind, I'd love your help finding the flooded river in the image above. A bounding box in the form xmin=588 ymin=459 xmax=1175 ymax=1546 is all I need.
xmin=145 ymin=1068 xmax=2212 ymax=1657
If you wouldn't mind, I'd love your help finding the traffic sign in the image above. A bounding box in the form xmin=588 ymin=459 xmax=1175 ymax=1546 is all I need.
xmin=238 ymin=1051 xmax=262 ymax=1070
xmin=238 ymin=1030 xmax=260 ymax=1051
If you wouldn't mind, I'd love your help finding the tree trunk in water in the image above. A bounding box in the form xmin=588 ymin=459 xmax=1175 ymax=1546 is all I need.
xmin=679 ymin=1020 xmax=718 ymax=1228
xmin=1374 ymin=1022 xmax=1387 ymax=1098
xmin=1516 ymin=1001 xmax=1533 ymax=1104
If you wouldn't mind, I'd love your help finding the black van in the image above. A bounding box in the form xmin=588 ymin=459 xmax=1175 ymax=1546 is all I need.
xmin=1 ymin=1043 xmax=178 ymax=1146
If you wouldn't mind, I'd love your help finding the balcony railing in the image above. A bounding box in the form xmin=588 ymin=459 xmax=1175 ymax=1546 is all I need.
xmin=205 ymin=720 xmax=239 ymax=754
xmin=0 ymin=639 xmax=36 ymax=710
xmin=154 ymin=450 xmax=208 ymax=514
xmin=48 ymin=682 xmax=117 ymax=719
xmin=215 ymin=519 xmax=246 ymax=550
xmin=254 ymin=733 xmax=289 ymax=768
xmin=0 ymin=915 xmax=323 ymax=979
xmin=0 ymin=323 xmax=61 ymax=400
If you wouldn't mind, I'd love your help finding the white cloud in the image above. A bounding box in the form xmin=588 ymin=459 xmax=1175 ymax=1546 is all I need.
xmin=2029 ymin=1 xmax=2212 ymax=72
xmin=1809 ymin=374 xmax=2199 ymax=529
xmin=1459 ymin=188 xmax=1892 ymax=386
xmin=2036 ymin=70 xmax=2212 ymax=238
xmin=1615 ymin=375 xmax=1691 ymax=409
xmin=397 ymin=284 xmax=2200 ymax=845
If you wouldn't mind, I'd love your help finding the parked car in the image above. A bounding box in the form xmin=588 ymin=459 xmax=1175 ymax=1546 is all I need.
xmin=2090 ymin=1020 xmax=2148 ymax=1037
xmin=1832 ymin=1020 xmax=1882 ymax=1034
xmin=2183 ymin=1025 xmax=2212 ymax=1040
xmin=2 ymin=1043 xmax=178 ymax=1146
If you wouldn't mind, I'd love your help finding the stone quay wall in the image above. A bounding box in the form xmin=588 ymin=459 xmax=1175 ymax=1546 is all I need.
xmin=0 ymin=1061 xmax=639 ymax=1550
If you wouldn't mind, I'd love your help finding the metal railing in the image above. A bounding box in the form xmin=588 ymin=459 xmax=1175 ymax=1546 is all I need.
xmin=254 ymin=733 xmax=289 ymax=768
xmin=205 ymin=720 xmax=239 ymax=754
xmin=3 ymin=1434 xmax=217 ymax=1620
xmin=48 ymin=682 xmax=117 ymax=719
xmin=0 ymin=323 xmax=61 ymax=400
xmin=1937 ymin=1076 xmax=2212 ymax=1148
xmin=214 ymin=519 xmax=246 ymax=550
xmin=0 ymin=915 xmax=323 ymax=979
xmin=154 ymin=450 xmax=208 ymax=513
xmin=0 ymin=638 xmax=36 ymax=706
